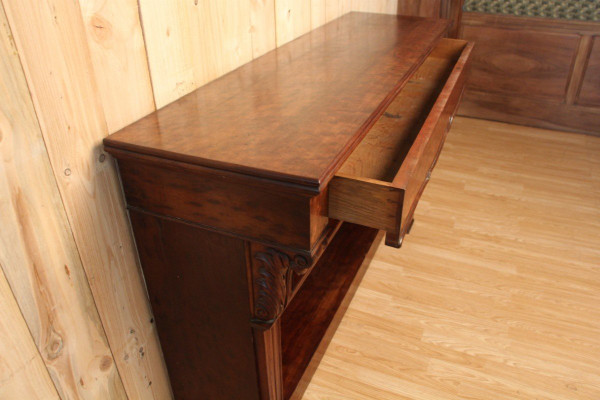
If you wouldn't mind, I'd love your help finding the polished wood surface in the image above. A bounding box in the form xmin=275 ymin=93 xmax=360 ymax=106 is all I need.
xmin=103 ymin=13 xmax=468 ymax=400
xmin=392 ymin=41 xmax=469 ymax=247
xmin=459 ymin=90 xmax=600 ymax=136
xmin=254 ymin=321 xmax=284 ymax=400
xmin=565 ymin=35 xmax=594 ymax=105
xmin=105 ymin=13 xmax=449 ymax=189
xmin=579 ymin=36 xmax=600 ymax=107
xmin=129 ymin=210 xmax=260 ymax=400
xmin=461 ymin=24 xmax=579 ymax=100
xmin=329 ymin=38 xmax=472 ymax=247
xmin=281 ymin=223 xmax=380 ymax=399
xmin=396 ymin=0 xmax=464 ymax=38
xmin=138 ymin=0 xmax=351 ymax=109
xmin=337 ymin=40 xmax=464 ymax=181
xmin=302 ymin=117 xmax=600 ymax=399
xmin=0 ymin=4 xmax=466 ymax=398
xmin=115 ymin=155 xmax=318 ymax=249
xmin=458 ymin=12 xmax=600 ymax=136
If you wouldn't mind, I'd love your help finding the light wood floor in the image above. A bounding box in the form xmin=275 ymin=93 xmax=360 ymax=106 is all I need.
xmin=302 ymin=117 xmax=600 ymax=399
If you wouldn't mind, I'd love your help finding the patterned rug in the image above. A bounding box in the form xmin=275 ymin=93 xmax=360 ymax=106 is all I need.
xmin=463 ymin=0 xmax=600 ymax=21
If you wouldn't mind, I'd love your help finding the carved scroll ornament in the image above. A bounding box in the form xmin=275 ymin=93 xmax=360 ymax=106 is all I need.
xmin=251 ymin=247 xmax=311 ymax=327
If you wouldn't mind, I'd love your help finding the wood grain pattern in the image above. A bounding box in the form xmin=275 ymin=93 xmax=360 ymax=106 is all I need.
xmin=105 ymin=14 xmax=449 ymax=190
xmin=0 ymin=267 xmax=59 ymax=400
xmin=332 ymin=0 xmax=357 ymax=26
xmin=275 ymin=0 xmax=312 ymax=46
xmin=329 ymin=38 xmax=471 ymax=247
xmin=137 ymin=0 xmax=199 ymax=107
xmin=106 ymin=15 xmax=457 ymax=399
xmin=115 ymin=155 xmax=315 ymax=248
xmin=0 ymin=1 xmax=171 ymax=399
xmin=251 ymin=0 xmax=278 ymax=58
xmin=250 ymin=245 xmax=314 ymax=327
xmin=565 ymin=35 xmax=593 ymax=105
xmin=78 ymin=0 xmax=155 ymax=132
xmin=460 ymin=24 xmax=579 ymax=100
xmin=440 ymin=0 xmax=463 ymax=38
xmin=303 ymin=117 xmax=600 ymax=399
xmin=254 ymin=322 xmax=284 ymax=400
xmin=0 ymin=7 xmax=464 ymax=400
xmin=0 ymin=4 xmax=126 ymax=398
xmin=578 ymin=36 xmax=600 ymax=107
xmin=129 ymin=210 xmax=260 ymax=400
xmin=458 ymin=12 xmax=600 ymax=135
xmin=329 ymin=176 xmax=403 ymax=232
xmin=282 ymin=223 xmax=380 ymax=399
xmin=326 ymin=0 xmax=352 ymax=22
xmin=139 ymin=0 xmax=254 ymax=108
xmin=393 ymin=40 xmax=472 ymax=246
xmin=352 ymin=0 xmax=398 ymax=14
xmin=289 ymin=229 xmax=385 ymax=400
xmin=394 ymin=0 xmax=464 ymax=38
xmin=339 ymin=40 xmax=465 ymax=181
xmin=459 ymin=90 xmax=600 ymax=136
xmin=311 ymin=0 xmax=327 ymax=29
xmin=397 ymin=0 xmax=440 ymax=16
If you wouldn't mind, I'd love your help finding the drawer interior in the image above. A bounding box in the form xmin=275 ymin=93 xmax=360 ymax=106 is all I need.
xmin=329 ymin=38 xmax=471 ymax=247
xmin=338 ymin=38 xmax=466 ymax=181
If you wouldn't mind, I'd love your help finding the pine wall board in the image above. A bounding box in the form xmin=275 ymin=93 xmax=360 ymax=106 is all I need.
xmin=311 ymin=0 xmax=352 ymax=28
xmin=0 ymin=3 xmax=126 ymax=399
xmin=352 ymin=0 xmax=398 ymax=14
xmin=0 ymin=1 xmax=407 ymax=398
xmin=139 ymin=0 xmax=256 ymax=108
xmin=141 ymin=0 xmax=356 ymax=108
xmin=275 ymin=0 xmax=312 ymax=46
xmin=0 ymin=267 xmax=60 ymax=400
xmin=251 ymin=0 xmax=278 ymax=58
xmin=312 ymin=0 xmax=329 ymax=28
xmin=79 ymin=0 xmax=156 ymax=133
xmin=0 ymin=1 xmax=171 ymax=399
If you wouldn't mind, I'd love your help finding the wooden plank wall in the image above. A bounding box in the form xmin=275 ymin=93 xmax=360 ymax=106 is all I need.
xmin=0 ymin=1 xmax=398 ymax=399
xmin=458 ymin=13 xmax=600 ymax=135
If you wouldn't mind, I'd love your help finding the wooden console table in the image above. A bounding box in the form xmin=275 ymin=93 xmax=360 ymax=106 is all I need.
xmin=104 ymin=13 xmax=472 ymax=400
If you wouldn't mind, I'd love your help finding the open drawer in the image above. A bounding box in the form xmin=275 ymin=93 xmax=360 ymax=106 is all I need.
xmin=329 ymin=38 xmax=473 ymax=248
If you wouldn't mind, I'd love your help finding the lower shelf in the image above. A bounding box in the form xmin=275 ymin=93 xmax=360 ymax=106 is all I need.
xmin=280 ymin=223 xmax=382 ymax=399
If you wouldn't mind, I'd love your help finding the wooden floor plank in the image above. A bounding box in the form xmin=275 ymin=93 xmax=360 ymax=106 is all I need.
xmin=302 ymin=117 xmax=600 ymax=399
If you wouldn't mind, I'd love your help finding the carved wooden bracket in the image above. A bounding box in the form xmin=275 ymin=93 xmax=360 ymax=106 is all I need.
xmin=251 ymin=247 xmax=311 ymax=328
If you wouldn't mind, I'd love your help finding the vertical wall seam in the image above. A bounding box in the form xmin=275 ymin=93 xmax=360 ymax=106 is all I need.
xmin=1 ymin=0 xmax=130 ymax=398
xmin=0 ymin=2 xmax=118 ymax=399
xmin=0 ymin=258 xmax=61 ymax=399
xmin=136 ymin=0 xmax=158 ymax=112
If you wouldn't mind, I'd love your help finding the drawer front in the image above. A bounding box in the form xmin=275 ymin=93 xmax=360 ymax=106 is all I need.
xmin=329 ymin=38 xmax=473 ymax=248
xmin=393 ymin=50 xmax=471 ymax=245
